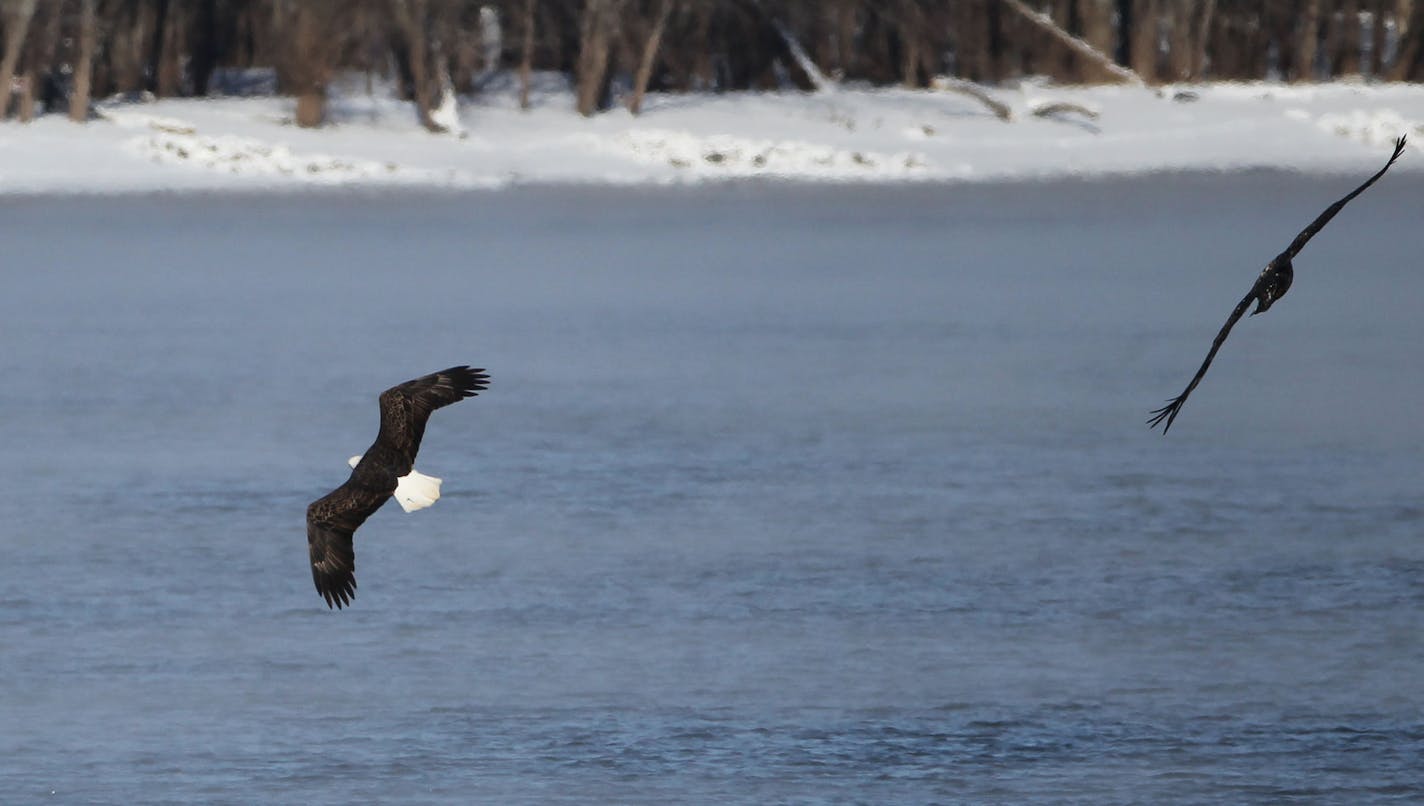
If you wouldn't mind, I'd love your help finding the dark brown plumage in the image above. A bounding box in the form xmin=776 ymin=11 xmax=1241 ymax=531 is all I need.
xmin=1148 ymin=136 xmax=1406 ymax=434
xmin=307 ymin=365 xmax=489 ymax=608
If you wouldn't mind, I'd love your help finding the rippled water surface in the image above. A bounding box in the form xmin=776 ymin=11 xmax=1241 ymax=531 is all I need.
xmin=2 ymin=178 xmax=1422 ymax=803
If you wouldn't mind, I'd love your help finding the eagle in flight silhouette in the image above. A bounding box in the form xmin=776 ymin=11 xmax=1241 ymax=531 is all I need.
xmin=307 ymin=366 xmax=489 ymax=608
xmin=1148 ymin=136 xmax=1406 ymax=434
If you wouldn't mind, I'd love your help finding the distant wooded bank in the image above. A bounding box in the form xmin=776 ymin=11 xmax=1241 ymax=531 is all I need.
xmin=3 ymin=1 xmax=1422 ymax=128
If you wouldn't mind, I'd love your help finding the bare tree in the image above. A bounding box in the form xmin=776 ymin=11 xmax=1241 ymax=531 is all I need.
xmin=103 ymin=0 xmax=156 ymax=98
xmin=70 ymin=0 xmax=98 ymax=121
xmin=575 ymin=0 xmax=617 ymax=116
xmin=447 ymin=5 xmax=480 ymax=92
xmin=18 ymin=0 xmax=60 ymax=120
xmin=0 ymin=0 xmax=1404 ymax=124
xmin=390 ymin=0 xmax=444 ymax=131
xmin=950 ymin=0 xmax=994 ymax=83
xmin=1150 ymin=0 xmax=1214 ymax=81
xmin=627 ymin=0 xmax=672 ymax=115
xmin=1333 ymin=0 xmax=1363 ymax=76
xmin=1128 ymin=0 xmax=1160 ymax=82
xmin=277 ymin=0 xmax=346 ymax=128
xmin=828 ymin=0 xmax=858 ymax=79
xmin=0 ymin=0 xmax=38 ymax=118
xmin=1165 ymin=0 xmax=1193 ymax=80
xmin=1389 ymin=0 xmax=1424 ymax=79
xmin=1079 ymin=0 xmax=1117 ymax=74
xmin=1295 ymin=0 xmax=1322 ymax=81
xmin=518 ymin=0 xmax=535 ymax=108
xmin=143 ymin=0 xmax=188 ymax=97
xmin=1191 ymin=0 xmax=1216 ymax=79
xmin=1366 ymin=0 xmax=1388 ymax=76
xmin=158 ymin=0 xmax=186 ymax=96
xmin=190 ymin=0 xmax=219 ymax=96
xmin=896 ymin=0 xmax=925 ymax=87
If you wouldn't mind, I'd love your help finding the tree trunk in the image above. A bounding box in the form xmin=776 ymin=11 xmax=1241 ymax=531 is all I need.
xmin=518 ymin=0 xmax=534 ymax=109
xmin=627 ymin=0 xmax=671 ymax=115
xmin=16 ymin=70 xmax=34 ymax=120
xmin=575 ymin=0 xmax=613 ymax=116
xmin=1368 ymin=0 xmax=1387 ymax=76
xmin=295 ymin=88 xmax=326 ymax=127
xmin=391 ymin=0 xmax=443 ymax=131
xmin=835 ymin=0 xmax=857 ymax=78
xmin=1294 ymin=0 xmax=1321 ymax=81
xmin=1384 ymin=0 xmax=1418 ymax=78
xmin=0 ymin=0 xmax=38 ymax=118
xmin=1338 ymin=0 xmax=1361 ymax=75
xmin=1406 ymin=34 xmax=1424 ymax=80
xmin=689 ymin=2 xmax=714 ymax=89
xmin=1166 ymin=0 xmax=1193 ymax=80
xmin=1191 ymin=0 xmax=1216 ymax=78
xmin=156 ymin=0 xmax=185 ymax=97
xmin=146 ymin=0 xmax=169 ymax=94
xmin=109 ymin=1 xmax=153 ymax=96
xmin=898 ymin=0 xmax=923 ymax=87
xmin=191 ymin=0 xmax=217 ymax=96
xmin=27 ymin=0 xmax=62 ymax=113
xmin=1388 ymin=0 xmax=1423 ymax=79
xmin=991 ymin=0 xmax=1019 ymax=81
xmin=477 ymin=5 xmax=501 ymax=85
xmin=1078 ymin=0 xmax=1117 ymax=81
xmin=69 ymin=0 xmax=98 ymax=121
xmin=1129 ymin=0 xmax=1159 ymax=83
xmin=284 ymin=0 xmax=346 ymax=128
xmin=448 ymin=8 xmax=481 ymax=92
xmin=1047 ymin=0 xmax=1076 ymax=82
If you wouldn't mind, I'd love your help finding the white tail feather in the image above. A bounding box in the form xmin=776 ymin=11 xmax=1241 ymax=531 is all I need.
xmin=347 ymin=454 xmax=442 ymax=513
xmin=394 ymin=468 xmax=441 ymax=513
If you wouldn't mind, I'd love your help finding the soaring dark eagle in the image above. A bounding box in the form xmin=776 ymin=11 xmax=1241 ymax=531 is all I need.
xmin=1148 ymin=136 xmax=1407 ymax=433
xmin=307 ymin=365 xmax=489 ymax=609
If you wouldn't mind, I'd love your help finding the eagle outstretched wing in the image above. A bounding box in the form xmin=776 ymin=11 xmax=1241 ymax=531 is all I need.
xmin=374 ymin=365 xmax=489 ymax=475
xmin=1147 ymin=291 xmax=1254 ymax=434
xmin=1281 ymin=135 xmax=1406 ymax=261
xmin=306 ymin=366 xmax=489 ymax=609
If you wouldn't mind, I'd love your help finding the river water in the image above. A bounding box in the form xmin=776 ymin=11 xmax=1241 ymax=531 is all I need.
xmin=1 ymin=176 xmax=1421 ymax=803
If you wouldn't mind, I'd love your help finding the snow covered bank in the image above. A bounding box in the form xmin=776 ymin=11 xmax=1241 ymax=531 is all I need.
xmin=1 ymin=77 xmax=1422 ymax=195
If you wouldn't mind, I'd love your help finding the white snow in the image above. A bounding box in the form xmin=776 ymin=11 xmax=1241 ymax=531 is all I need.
xmin=613 ymin=128 xmax=928 ymax=179
xmin=1 ymin=74 xmax=1421 ymax=195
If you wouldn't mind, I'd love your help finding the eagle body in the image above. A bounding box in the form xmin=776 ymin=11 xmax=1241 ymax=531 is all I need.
xmin=346 ymin=454 xmax=442 ymax=512
xmin=1249 ymin=256 xmax=1293 ymax=316
xmin=306 ymin=365 xmax=489 ymax=609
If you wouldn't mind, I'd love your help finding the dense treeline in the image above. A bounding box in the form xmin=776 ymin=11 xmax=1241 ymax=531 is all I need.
xmin=1 ymin=0 xmax=1422 ymax=127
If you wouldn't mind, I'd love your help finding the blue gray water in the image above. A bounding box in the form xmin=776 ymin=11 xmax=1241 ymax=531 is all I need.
xmin=1 ymin=176 xmax=1422 ymax=803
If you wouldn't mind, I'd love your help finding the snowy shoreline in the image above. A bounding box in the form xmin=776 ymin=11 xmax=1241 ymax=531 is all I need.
xmin=2 ymin=77 xmax=1422 ymax=196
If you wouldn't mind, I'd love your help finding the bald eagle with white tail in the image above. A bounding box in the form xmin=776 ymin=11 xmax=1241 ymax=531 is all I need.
xmin=307 ymin=366 xmax=489 ymax=609
xmin=1148 ymin=136 xmax=1406 ymax=434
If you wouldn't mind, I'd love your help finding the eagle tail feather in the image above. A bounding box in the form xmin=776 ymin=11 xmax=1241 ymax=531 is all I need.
xmin=395 ymin=468 xmax=442 ymax=513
